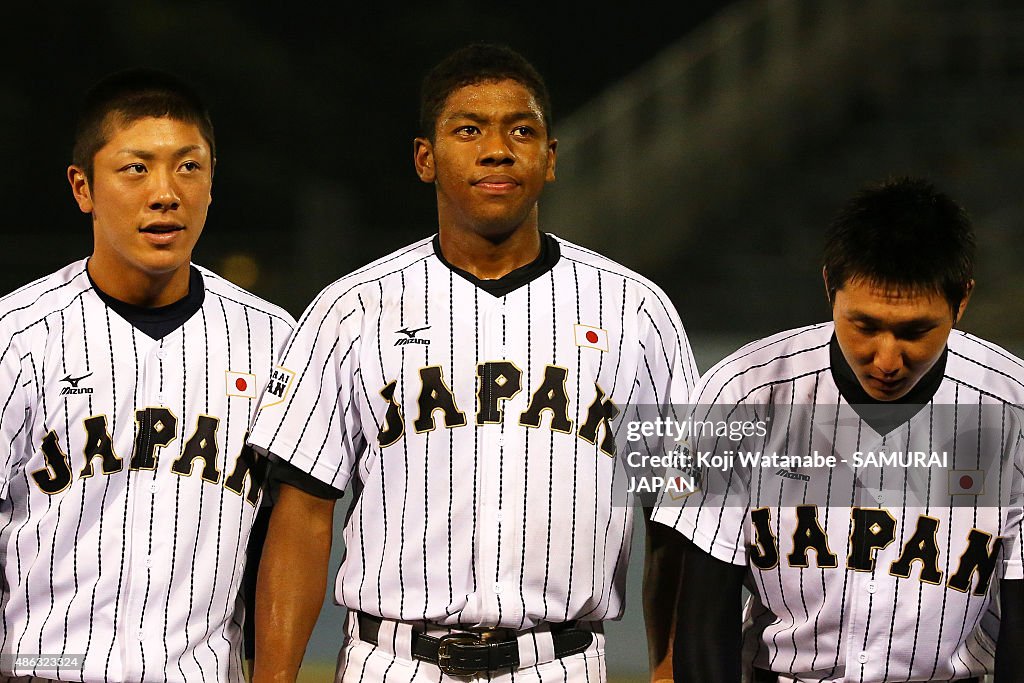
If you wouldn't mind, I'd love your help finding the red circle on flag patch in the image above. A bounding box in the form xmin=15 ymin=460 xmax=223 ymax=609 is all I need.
xmin=235 ymin=377 xmax=248 ymax=392
xmin=960 ymin=475 xmax=974 ymax=490
xmin=585 ymin=331 xmax=599 ymax=343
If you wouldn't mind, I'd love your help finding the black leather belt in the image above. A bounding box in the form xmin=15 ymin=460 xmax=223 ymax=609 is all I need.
xmin=753 ymin=670 xmax=978 ymax=683
xmin=356 ymin=612 xmax=593 ymax=675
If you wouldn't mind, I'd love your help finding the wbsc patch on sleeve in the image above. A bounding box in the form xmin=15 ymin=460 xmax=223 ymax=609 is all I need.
xmin=260 ymin=365 xmax=296 ymax=409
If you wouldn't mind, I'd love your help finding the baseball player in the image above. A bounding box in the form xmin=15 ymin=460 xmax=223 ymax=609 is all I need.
xmin=248 ymin=43 xmax=697 ymax=682
xmin=653 ymin=177 xmax=1024 ymax=682
xmin=0 ymin=69 xmax=294 ymax=682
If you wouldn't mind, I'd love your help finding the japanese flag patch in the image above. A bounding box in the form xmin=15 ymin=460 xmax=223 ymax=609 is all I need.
xmin=574 ymin=324 xmax=609 ymax=352
xmin=949 ymin=469 xmax=984 ymax=496
xmin=226 ymin=371 xmax=258 ymax=399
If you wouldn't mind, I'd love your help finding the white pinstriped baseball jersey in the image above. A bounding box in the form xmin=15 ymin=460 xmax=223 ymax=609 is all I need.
xmin=0 ymin=260 xmax=295 ymax=682
xmin=653 ymin=322 xmax=1024 ymax=682
xmin=248 ymin=233 xmax=697 ymax=630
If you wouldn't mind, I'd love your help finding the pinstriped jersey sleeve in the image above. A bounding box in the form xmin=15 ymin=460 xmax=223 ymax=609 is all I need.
xmin=651 ymin=358 xmax=755 ymax=566
xmin=0 ymin=328 xmax=30 ymax=500
xmin=635 ymin=286 xmax=699 ymax=410
xmin=1003 ymin=423 xmax=1024 ymax=580
xmin=248 ymin=286 xmax=365 ymax=492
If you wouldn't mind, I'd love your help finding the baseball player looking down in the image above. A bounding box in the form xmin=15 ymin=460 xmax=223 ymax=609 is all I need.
xmin=653 ymin=177 xmax=1024 ymax=682
xmin=248 ymin=43 xmax=697 ymax=682
xmin=0 ymin=70 xmax=294 ymax=681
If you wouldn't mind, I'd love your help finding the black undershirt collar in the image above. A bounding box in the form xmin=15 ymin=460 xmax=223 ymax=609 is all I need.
xmin=88 ymin=265 xmax=205 ymax=340
xmin=431 ymin=232 xmax=560 ymax=297
xmin=829 ymin=333 xmax=947 ymax=436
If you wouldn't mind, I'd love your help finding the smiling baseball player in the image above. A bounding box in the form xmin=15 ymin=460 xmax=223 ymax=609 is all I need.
xmin=0 ymin=69 xmax=294 ymax=682
xmin=248 ymin=43 xmax=697 ymax=682
xmin=654 ymin=177 xmax=1024 ymax=682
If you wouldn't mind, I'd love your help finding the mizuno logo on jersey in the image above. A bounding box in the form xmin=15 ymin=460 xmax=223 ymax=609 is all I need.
xmin=395 ymin=326 xmax=430 ymax=346
xmin=775 ymin=468 xmax=810 ymax=482
xmin=60 ymin=372 xmax=94 ymax=395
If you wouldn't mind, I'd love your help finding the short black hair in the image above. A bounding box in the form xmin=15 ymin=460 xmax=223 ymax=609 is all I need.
xmin=419 ymin=43 xmax=552 ymax=140
xmin=72 ymin=68 xmax=215 ymax=183
xmin=824 ymin=176 xmax=975 ymax=314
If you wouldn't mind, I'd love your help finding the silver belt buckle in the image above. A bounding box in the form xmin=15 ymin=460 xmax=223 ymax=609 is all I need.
xmin=436 ymin=630 xmax=509 ymax=675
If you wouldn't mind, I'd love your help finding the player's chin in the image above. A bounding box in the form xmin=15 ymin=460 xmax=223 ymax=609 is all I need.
xmin=132 ymin=249 xmax=195 ymax=276
xmin=469 ymin=207 xmax=536 ymax=235
xmin=862 ymin=379 xmax=911 ymax=401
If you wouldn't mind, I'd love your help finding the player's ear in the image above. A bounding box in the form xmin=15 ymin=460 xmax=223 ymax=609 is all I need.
xmin=953 ymin=280 xmax=975 ymax=325
xmin=545 ymin=137 xmax=557 ymax=183
xmin=413 ymin=137 xmax=435 ymax=183
xmin=208 ymin=158 xmax=215 ymax=208
xmin=68 ymin=165 xmax=94 ymax=214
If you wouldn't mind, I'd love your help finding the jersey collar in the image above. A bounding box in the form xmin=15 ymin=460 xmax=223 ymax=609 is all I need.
xmin=432 ymin=232 xmax=561 ymax=297
xmin=88 ymin=265 xmax=205 ymax=340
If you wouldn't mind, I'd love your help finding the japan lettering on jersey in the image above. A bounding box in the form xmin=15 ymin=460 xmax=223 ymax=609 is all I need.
xmin=249 ymin=234 xmax=698 ymax=629
xmin=0 ymin=261 xmax=295 ymax=682
xmin=653 ymin=323 xmax=1024 ymax=682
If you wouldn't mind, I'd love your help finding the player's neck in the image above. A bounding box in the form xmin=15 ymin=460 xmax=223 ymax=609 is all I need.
xmin=87 ymin=256 xmax=192 ymax=308
xmin=437 ymin=224 xmax=542 ymax=280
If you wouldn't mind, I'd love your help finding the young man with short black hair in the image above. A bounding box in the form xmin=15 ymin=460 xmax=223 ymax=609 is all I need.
xmin=654 ymin=177 xmax=1024 ymax=682
xmin=0 ymin=69 xmax=294 ymax=682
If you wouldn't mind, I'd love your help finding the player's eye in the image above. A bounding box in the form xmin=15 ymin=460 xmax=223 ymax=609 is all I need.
xmin=179 ymin=161 xmax=201 ymax=172
xmin=454 ymin=125 xmax=479 ymax=136
xmin=897 ymin=327 xmax=934 ymax=341
xmin=122 ymin=163 xmax=147 ymax=174
xmin=511 ymin=125 xmax=535 ymax=138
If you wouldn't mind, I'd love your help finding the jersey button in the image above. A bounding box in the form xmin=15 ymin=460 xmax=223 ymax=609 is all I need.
xmin=857 ymin=652 xmax=868 ymax=664
xmin=150 ymin=482 xmax=158 ymax=494
xmin=137 ymin=630 xmax=145 ymax=641
xmin=866 ymin=581 xmax=876 ymax=594
xmin=497 ymin=435 xmax=506 ymax=447
xmin=493 ymin=582 xmax=503 ymax=594
xmin=157 ymin=349 xmax=166 ymax=360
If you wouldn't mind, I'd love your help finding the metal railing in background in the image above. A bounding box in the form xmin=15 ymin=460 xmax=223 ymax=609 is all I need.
xmin=546 ymin=0 xmax=900 ymax=265
xmin=545 ymin=0 xmax=1024 ymax=346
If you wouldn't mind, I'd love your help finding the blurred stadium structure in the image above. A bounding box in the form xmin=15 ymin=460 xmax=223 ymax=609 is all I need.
xmin=3 ymin=0 xmax=1022 ymax=354
xmin=547 ymin=0 xmax=1024 ymax=350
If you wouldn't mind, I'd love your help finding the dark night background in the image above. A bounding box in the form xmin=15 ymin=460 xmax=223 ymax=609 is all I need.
xmin=0 ymin=2 xmax=729 ymax=315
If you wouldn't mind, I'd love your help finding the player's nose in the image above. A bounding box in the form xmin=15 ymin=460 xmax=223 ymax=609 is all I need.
xmin=872 ymin=337 xmax=903 ymax=376
xmin=478 ymin=131 xmax=514 ymax=166
xmin=148 ymin=168 xmax=181 ymax=210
